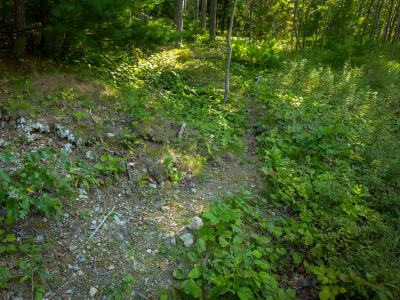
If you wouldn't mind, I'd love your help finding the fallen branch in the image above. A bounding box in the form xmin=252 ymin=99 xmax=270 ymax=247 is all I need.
xmin=89 ymin=206 xmax=116 ymax=240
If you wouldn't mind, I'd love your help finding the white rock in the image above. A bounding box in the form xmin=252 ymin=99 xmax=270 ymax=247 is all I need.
xmin=89 ymin=287 xmax=97 ymax=297
xmin=69 ymin=246 xmax=77 ymax=251
xmin=187 ymin=217 xmax=203 ymax=230
xmin=108 ymin=265 xmax=115 ymax=270
xmin=146 ymin=249 xmax=152 ymax=254
xmin=179 ymin=233 xmax=194 ymax=247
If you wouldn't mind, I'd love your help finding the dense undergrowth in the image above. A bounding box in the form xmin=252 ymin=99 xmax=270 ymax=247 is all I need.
xmin=252 ymin=58 xmax=400 ymax=299
xmin=1 ymin=36 xmax=400 ymax=299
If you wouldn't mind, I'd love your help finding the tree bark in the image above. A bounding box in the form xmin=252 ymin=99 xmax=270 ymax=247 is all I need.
xmin=223 ymin=0 xmax=237 ymax=105
xmin=294 ymin=0 xmax=306 ymax=58
xmin=391 ymin=18 xmax=400 ymax=60
xmin=176 ymin=0 xmax=184 ymax=48
xmin=382 ymin=0 xmax=395 ymax=49
xmin=249 ymin=0 xmax=256 ymax=41
xmin=220 ymin=0 xmax=228 ymax=34
xmin=200 ymin=0 xmax=207 ymax=29
xmin=40 ymin=0 xmax=63 ymax=55
xmin=388 ymin=2 xmax=400 ymax=42
xmin=11 ymin=0 xmax=26 ymax=57
xmin=209 ymin=0 xmax=217 ymax=40
xmin=194 ymin=0 xmax=199 ymax=28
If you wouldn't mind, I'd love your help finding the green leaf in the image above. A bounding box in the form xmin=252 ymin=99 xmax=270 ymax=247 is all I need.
xmin=292 ymin=252 xmax=302 ymax=264
xmin=252 ymin=250 xmax=262 ymax=258
xmin=233 ymin=235 xmax=243 ymax=245
xmin=286 ymin=289 xmax=296 ymax=298
xmin=181 ymin=279 xmax=197 ymax=295
xmin=209 ymin=285 xmax=231 ymax=300
xmin=319 ymin=290 xmax=330 ymax=300
xmin=94 ymin=164 xmax=105 ymax=170
xmin=20 ymin=275 xmax=31 ymax=282
xmin=160 ymin=293 xmax=168 ymax=300
xmin=197 ymin=238 xmax=206 ymax=252
xmin=173 ymin=269 xmax=186 ymax=280
xmin=237 ymin=287 xmax=255 ymax=300
xmin=6 ymin=244 xmax=16 ymax=251
xmin=124 ymin=275 xmax=133 ymax=282
xmin=6 ymin=234 xmax=16 ymax=241
xmin=188 ymin=267 xmax=202 ymax=279
xmin=188 ymin=252 xmax=199 ymax=262
xmin=219 ymin=236 xmax=229 ymax=247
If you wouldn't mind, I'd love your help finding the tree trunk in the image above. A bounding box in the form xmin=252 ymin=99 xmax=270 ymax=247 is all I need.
xmin=382 ymin=0 xmax=395 ymax=49
xmin=391 ymin=18 xmax=400 ymax=60
xmin=209 ymin=0 xmax=217 ymax=40
xmin=294 ymin=0 xmax=306 ymax=58
xmin=249 ymin=0 xmax=255 ymax=41
xmin=40 ymin=0 xmax=63 ymax=55
xmin=320 ymin=3 xmax=331 ymax=52
xmin=11 ymin=0 xmax=26 ymax=57
xmin=194 ymin=0 xmax=199 ymax=28
xmin=200 ymin=0 xmax=207 ymax=29
xmin=371 ymin=0 xmax=384 ymax=46
xmin=388 ymin=3 xmax=400 ymax=42
xmin=223 ymin=0 xmax=237 ymax=105
xmin=176 ymin=0 xmax=184 ymax=48
xmin=221 ymin=0 xmax=228 ymax=34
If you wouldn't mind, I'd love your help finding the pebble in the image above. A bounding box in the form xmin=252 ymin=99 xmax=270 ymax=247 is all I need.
xmin=173 ymin=194 xmax=179 ymax=200
xmin=69 ymin=245 xmax=77 ymax=251
xmin=35 ymin=234 xmax=44 ymax=243
xmin=187 ymin=217 xmax=203 ymax=230
xmin=108 ymin=265 xmax=115 ymax=270
xmin=179 ymin=233 xmax=194 ymax=247
xmin=171 ymin=238 xmax=176 ymax=246
xmin=76 ymin=254 xmax=85 ymax=263
xmin=106 ymin=133 xmax=115 ymax=137
xmin=149 ymin=183 xmax=157 ymax=189
xmin=162 ymin=233 xmax=169 ymax=238
xmin=42 ymin=218 xmax=47 ymax=223
xmin=146 ymin=249 xmax=152 ymax=254
xmin=89 ymin=287 xmax=98 ymax=297
xmin=169 ymin=232 xmax=175 ymax=238
xmin=116 ymin=233 xmax=125 ymax=241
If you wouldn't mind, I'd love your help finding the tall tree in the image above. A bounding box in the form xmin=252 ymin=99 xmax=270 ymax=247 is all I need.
xmin=391 ymin=17 xmax=400 ymax=60
xmin=176 ymin=0 xmax=184 ymax=48
xmin=200 ymin=0 xmax=208 ymax=28
xmin=223 ymin=0 xmax=238 ymax=105
xmin=11 ymin=0 xmax=26 ymax=57
xmin=249 ymin=0 xmax=256 ymax=41
xmin=209 ymin=0 xmax=217 ymax=40
xmin=194 ymin=0 xmax=199 ymax=28
xmin=293 ymin=0 xmax=306 ymax=58
xmin=382 ymin=0 xmax=395 ymax=49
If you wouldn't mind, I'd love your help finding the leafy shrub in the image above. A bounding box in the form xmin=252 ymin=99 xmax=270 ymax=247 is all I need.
xmin=0 ymin=149 xmax=76 ymax=225
xmin=232 ymin=40 xmax=279 ymax=67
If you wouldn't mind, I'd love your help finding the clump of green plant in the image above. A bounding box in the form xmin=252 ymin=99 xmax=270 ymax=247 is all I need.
xmin=103 ymin=275 xmax=135 ymax=300
xmin=94 ymin=154 xmax=126 ymax=179
xmin=0 ymin=231 xmax=53 ymax=298
xmin=0 ymin=149 xmax=76 ymax=225
xmin=164 ymin=154 xmax=182 ymax=185
xmin=173 ymin=187 xmax=297 ymax=300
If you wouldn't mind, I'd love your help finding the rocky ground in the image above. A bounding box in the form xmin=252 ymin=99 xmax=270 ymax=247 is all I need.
xmin=0 ymin=103 xmax=274 ymax=300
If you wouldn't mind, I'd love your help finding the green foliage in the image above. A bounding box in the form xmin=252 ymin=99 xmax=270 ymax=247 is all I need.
xmin=254 ymin=59 xmax=400 ymax=299
xmin=0 ymin=230 xmax=51 ymax=298
xmin=0 ymin=149 xmax=76 ymax=224
xmin=232 ymin=40 xmax=279 ymax=67
xmin=94 ymin=154 xmax=126 ymax=179
xmin=103 ymin=275 xmax=135 ymax=300
xmin=164 ymin=154 xmax=182 ymax=185
xmin=174 ymin=188 xmax=297 ymax=300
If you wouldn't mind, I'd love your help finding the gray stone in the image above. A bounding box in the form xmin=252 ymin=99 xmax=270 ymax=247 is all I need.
xmin=35 ymin=234 xmax=44 ymax=243
xmin=149 ymin=183 xmax=157 ymax=189
xmin=187 ymin=217 xmax=203 ymax=230
xmin=69 ymin=245 xmax=77 ymax=251
xmin=76 ymin=254 xmax=85 ymax=263
xmin=89 ymin=287 xmax=98 ymax=297
xmin=148 ymin=162 xmax=166 ymax=184
xmin=106 ymin=133 xmax=115 ymax=137
xmin=116 ymin=233 xmax=125 ymax=241
xmin=170 ymin=238 xmax=176 ymax=246
xmin=179 ymin=233 xmax=194 ymax=247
